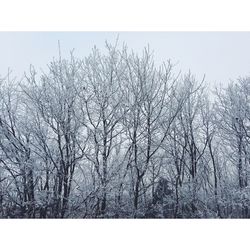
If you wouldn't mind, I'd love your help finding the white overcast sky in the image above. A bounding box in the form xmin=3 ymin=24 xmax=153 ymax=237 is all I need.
xmin=1 ymin=32 xmax=250 ymax=86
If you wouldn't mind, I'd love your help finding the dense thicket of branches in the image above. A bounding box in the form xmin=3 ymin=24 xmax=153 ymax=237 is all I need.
xmin=1 ymin=43 xmax=250 ymax=218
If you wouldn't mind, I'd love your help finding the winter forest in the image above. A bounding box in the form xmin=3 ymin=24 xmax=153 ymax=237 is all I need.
xmin=0 ymin=41 xmax=250 ymax=219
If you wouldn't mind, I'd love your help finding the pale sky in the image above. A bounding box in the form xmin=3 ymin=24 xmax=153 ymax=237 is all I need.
xmin=1 ymin=32 xmax=250 ymax=86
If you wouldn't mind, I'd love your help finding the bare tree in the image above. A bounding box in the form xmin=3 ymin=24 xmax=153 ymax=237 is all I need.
xmin=23 ymin=53 xmax=85 ymax=218
xmin=78 ymin=43 xmax=126 ymax=217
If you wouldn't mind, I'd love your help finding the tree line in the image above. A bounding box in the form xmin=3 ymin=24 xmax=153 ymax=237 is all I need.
xmin=0 ymin=42 xmax=250 ymax=218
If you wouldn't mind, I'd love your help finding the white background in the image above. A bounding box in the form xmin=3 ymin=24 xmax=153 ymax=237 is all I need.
xmin=0 ymin=1 xmax=250 ymax=249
